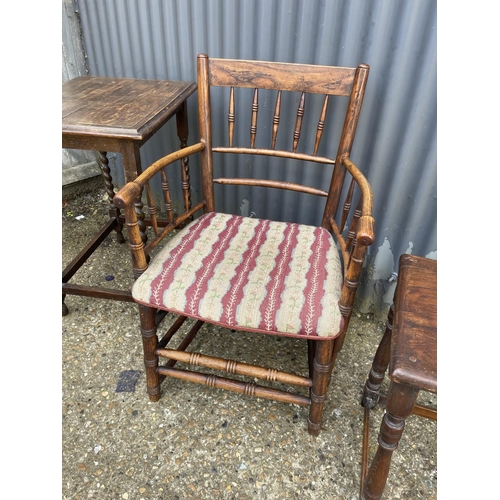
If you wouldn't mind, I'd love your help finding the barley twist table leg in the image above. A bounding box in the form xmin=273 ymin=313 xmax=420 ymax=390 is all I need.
xmin=98 ymin=151 xmax=125 ymax=243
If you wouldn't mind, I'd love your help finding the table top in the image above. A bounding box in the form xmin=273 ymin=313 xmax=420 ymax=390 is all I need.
xmin=62 ymin=76 xmax=197 ymax=142
xmin=390 ymin=254 xmax=437 ymax=393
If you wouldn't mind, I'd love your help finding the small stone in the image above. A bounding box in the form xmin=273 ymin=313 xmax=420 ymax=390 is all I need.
xmin=115 ymin=370 xmax=141 ymax=393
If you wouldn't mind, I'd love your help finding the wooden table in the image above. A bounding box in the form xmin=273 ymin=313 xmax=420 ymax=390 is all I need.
xmin=62 ymin=76 xmax=197 ymax=315
xmin=360 ymin=254 xmax=437 ymax=499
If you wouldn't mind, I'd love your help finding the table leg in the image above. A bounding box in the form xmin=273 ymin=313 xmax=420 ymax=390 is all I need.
xmin=362 ymin=304 xmax=394 ymax=409
xmin=98 ymin=151 xmax=125 ymax=244
xmin=120 ymin=141 xmax=147 ymax=243
xmin=175 ymin=101 xmax=192 ymax=216
xmin=62 ymin=293 xmax=68 ymax=316
xmin=62 ymin=150 xmax=127 ymax=315
xmin=362 ymin=381 xmax=420 ymax=500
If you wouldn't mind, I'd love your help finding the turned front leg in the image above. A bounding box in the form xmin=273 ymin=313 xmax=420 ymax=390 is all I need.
xmin=139 ymin=305 xmax=161 ymax=401
xmin=362 ymin=381 xmax=419 ymax=500
xmin=308 ymin=339 xmax=334 ymax=436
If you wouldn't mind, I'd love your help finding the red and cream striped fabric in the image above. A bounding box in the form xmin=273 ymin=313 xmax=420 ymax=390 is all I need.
xmin=132 ymin=212 xmax=344 ymax=339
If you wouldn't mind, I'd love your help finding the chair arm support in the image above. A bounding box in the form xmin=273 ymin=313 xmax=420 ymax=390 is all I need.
xmin=342 ymin=156 xmax=375 ymax=246
xmin=113 ymin=142 xmax=205 ymax=208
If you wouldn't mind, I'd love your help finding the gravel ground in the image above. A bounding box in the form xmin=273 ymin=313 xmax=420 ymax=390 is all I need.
xmin=62 ymin=183 xmax=437 ymax=500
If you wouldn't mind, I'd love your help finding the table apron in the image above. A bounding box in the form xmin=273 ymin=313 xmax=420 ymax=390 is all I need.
xmin=63 ymin=135 xmax=140 ymax=153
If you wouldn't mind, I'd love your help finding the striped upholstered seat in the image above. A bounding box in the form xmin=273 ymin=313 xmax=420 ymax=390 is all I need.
xmin=132 ymin=212 xmax=344 ymax=339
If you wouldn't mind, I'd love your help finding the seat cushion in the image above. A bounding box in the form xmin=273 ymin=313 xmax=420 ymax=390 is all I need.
xmin=132 ymin=212 xmax=344 ymax=339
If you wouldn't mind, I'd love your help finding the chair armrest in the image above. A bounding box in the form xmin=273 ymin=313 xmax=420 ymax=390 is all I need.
xmin=342 ymin=156 xmax=375 ymax=246
xmin=357 ymin=215 xmax=375 ymax=246
xmin=113 ymin=142 xmax=205 ymax=207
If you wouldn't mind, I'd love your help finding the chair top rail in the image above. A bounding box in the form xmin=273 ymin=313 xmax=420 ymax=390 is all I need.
xmin=208 ymin=57 xmax=359 ymax=96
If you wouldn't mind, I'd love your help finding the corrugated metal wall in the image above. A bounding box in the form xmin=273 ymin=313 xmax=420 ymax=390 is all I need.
xmin=62 ymin=0 xmax=101 ymax=186
xmin=73 ymin=0 xmax=437 ymax=316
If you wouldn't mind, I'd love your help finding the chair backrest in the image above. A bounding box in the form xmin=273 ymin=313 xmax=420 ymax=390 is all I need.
xmin=197 ymin=54 xmax=371 ymax=232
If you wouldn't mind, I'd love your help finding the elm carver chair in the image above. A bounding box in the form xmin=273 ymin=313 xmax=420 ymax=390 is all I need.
xmin=114 ymin=54 xmax=375 ymax=435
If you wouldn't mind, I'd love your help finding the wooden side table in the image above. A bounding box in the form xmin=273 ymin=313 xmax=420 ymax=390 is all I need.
xmin=360 ymin=254 xmax=437 ymax=499
xmin=62 ymin=76 xmax=197 ymax=315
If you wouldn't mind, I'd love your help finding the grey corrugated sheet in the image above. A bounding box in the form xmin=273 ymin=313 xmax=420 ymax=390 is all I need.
xmin=62 ymin=0 xmax=101 ymax=185
xmin=74 ymin=0 xmax=437 ymax=314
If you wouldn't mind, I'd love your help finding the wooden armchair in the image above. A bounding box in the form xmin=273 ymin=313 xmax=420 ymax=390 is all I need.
xmin=114 ymin=54 xmax=374 ymax=435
